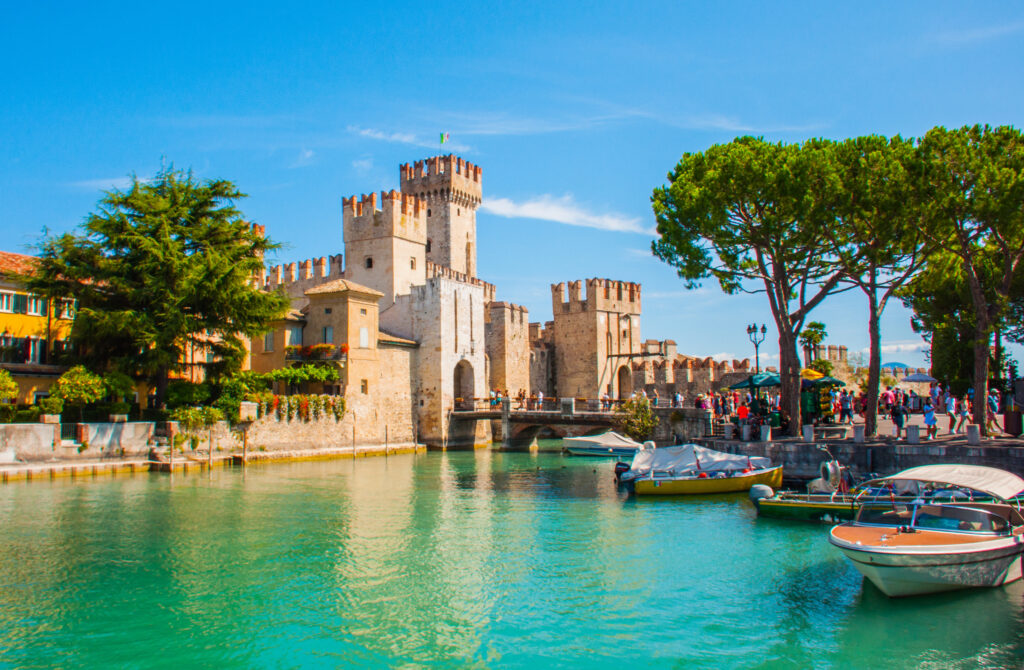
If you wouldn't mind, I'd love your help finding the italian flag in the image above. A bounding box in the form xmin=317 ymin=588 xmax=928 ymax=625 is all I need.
xmin=440 ymin=132 xmax=449 ymax=144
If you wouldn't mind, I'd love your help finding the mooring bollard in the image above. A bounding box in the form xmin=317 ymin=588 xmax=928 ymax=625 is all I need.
xmin=853 ymin=424 xmax=865 ymax=443
xmin=966 ymin=424 xmax=981 ymax=446
xmin=906 ymin=425 xmax=920 ymax=444
xmin=741 ymin=424 xmax=752 ymax=441
xmin=760 ymin=425 xmax=771 ymax=442
xmin=724 ymin=424 xmax=736 ymax=440
xmin=802 ymin=425 xmax=814 ymax=443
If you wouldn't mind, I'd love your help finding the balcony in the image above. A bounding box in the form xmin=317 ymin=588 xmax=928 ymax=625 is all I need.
xmin=284 ymin=344 xmax=348 ymax=362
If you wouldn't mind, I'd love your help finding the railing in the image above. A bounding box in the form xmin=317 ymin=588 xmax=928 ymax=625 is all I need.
xmin=452 ymin=397 xmax=689 ymax=413
xmin=60 ymin=422 xmax=78 ymax=442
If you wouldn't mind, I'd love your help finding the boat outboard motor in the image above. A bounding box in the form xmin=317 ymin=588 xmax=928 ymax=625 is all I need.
xmin=750 ymin=484 xmax=774 ymax=502
xmin=613 ymin=462 xmax=631 ymax=480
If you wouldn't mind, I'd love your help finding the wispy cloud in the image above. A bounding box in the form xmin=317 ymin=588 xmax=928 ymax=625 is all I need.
xmin=710 ymin=352 xmax=736 ymax=362
xmin=347 ymin=125 xmax=471 ymax=152
xmin=351 ymin=156 xmax=373 ymax=175
xmin=67 ymin=176 xmax=146 ymax=191
xmin=481 ymin=194 xmax=652 ymax=235
xmin=929 ymin=21 xmax=1024 ymax=47
xmin=288 ymin=149 xmax=315 ymax=169
xmin=861 ymin=340 xmax=929 ymax=355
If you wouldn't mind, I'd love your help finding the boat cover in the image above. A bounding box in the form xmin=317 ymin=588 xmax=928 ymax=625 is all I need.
xmin=563 ymin=432 xmax=642 ymax=449
xmin=628 ymin=444 xmax=771 ymax=476
xmin=881 ymin=464 xmax=1024 ymax=501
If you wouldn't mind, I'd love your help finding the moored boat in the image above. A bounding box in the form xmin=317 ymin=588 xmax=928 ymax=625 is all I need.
xmin=563 ymin=431 xmax=644 ymax=457
xmin=828 ymin=464 xmax=1024 ymax=597
xmin=619 ymin=443 xmax=783 ymax=495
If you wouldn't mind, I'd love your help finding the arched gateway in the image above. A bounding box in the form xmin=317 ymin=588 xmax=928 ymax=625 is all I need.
xmin=453 ymin=360 xmax=475 ymax=410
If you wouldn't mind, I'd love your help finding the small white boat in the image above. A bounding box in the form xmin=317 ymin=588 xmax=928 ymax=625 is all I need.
xmin=828 ymin=464 xmax=1024 ymax=597
xmin=563 ymin=431 xmax=643 ymax=457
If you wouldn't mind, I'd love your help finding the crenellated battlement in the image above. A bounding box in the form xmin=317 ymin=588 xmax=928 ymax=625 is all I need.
xmin=399 ymin=154 xmax=482 ymax=208
xmin=486 ymin=301 xmax=529 ymax=325
xmin=343 ymin=190 xmax=427 ymax=244
xmin=426 ymin=261 xmax=495 ymax=302
xmin=551 ymin=278 xmax=642 ymax=314
xmin=261 ymin=254 xmax=344 ymax=292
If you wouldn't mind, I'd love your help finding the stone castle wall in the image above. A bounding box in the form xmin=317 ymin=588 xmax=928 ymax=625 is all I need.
xmin=485 ymin=301 xmax=530 ymax=395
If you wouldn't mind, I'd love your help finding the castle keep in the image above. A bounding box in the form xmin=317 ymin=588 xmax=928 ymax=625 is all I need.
xmin=250 ymin=154 xmax=751 ymax=449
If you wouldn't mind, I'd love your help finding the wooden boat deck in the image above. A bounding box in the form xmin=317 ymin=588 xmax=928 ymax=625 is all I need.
xmin=832 ymin=525 xmax=995 ymax=548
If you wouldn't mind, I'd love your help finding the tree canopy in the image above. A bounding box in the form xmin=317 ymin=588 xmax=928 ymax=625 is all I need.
xmin=31 ymin=166 xmax=290 ymax=406
xmin=652 ymin=137 xmax=846 ymax=434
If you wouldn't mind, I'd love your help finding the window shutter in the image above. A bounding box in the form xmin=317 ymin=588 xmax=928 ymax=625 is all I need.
xmin=12 ymin=294 xmax=26 ymax=314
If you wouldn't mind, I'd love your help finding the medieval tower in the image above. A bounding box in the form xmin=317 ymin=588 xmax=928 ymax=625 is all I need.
xmin=400 ymin=156 xmax=482 ymax=277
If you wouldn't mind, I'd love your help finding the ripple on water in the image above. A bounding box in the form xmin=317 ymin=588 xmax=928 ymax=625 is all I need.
xmin=0 ymin=452 xmax=1022 ymax=668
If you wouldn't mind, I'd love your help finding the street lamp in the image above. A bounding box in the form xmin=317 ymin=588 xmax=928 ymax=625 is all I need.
xmin=747 ymin=323 xmax=767 ymax=373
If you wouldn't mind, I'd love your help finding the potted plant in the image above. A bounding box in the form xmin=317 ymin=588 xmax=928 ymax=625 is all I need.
xmin=109 ymin=401 xmax=131 ymax=423
xmin=310 ymin=343 xmax=335 ymax=359
xmin=38 ymin=396 xmax=64 ymax=424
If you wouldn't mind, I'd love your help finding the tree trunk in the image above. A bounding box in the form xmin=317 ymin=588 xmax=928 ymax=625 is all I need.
xmin=865 ymin=293 xmax=882 ymax=437
xmin=778 ymin=328 xmax=802 ymax=436
xmin=972 ymin=324 xmax=990 ymax=434
xmin=155 ymin=367 xmax=170 ymax=410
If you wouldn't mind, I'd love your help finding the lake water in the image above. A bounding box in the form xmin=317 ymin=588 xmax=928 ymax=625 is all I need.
xmin=1 ymin=442 xmax=1023 ymax=668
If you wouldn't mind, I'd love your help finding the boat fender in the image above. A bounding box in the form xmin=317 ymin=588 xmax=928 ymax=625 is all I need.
xmin=750 ymin=484 xmax=774 ymax=502
xmin=698 ymin=472 xmax=709 ymax=479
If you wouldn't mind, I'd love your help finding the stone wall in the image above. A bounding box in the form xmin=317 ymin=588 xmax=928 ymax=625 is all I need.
xmin=0 ymin=422 xmax=155 ymax=462
xmin=485 ymin=301 xmax=531 ymax=396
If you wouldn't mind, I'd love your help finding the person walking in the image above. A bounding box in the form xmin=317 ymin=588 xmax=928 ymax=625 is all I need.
xmin=955 ymin=394 xmax=970 ymax=434
xmin=922 ymin=399 xmax=938 ymax=440
xmin=839 ymin=390 xmax=853 ymax=425
xmin=892 ymin=399 xmax=908 ymax=439
xmin=987 ymin=389 xmax=1002 ymax=435
xmin=945 ymin=392 xmax=957 ymax=435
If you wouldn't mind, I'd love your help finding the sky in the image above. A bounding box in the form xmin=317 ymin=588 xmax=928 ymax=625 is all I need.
xmin=2 ymin=2 xmax=1023 ymax=369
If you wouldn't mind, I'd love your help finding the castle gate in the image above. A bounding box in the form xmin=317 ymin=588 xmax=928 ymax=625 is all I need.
xmin=453 ymin=360 xmax=475 ymax=409
xmin=617 ymin=365 xmax=631 ymax=399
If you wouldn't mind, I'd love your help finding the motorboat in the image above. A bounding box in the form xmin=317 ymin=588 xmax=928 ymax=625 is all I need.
xmin=618 ymin=443 xmax=783 ymax=495
xmin=828 ymin=464 xmax=1024 ymax=597
xmin=563 ymin=431 xmax=644 ymax=457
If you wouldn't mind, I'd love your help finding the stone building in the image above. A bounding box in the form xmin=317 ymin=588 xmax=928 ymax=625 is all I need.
xmin=250 ymin=155 xmax=529 ymax=448
xmin=529 ymin=278 xmax=752 ymax=402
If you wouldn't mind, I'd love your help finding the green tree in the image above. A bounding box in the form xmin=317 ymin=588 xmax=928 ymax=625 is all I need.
xmin=807 ymin=358 xmax=834 ymax=376
xmin=52 ymin=365 xmax=105 ymax=420
xmin=615 ymin=396 xmax=659 ymax=442
xmin=103 ymin=371 xmax=135 ymax=402
xmin=31 ymin=165 xmax=290 ymax=407
xmin=820 ymin=135 xmax=931 ymax=436
xmin=169 ymin=405 xmax=224 ymax=467
xmin=0 ymin=369 xmax=18 ymax=403
xmin=917 ymin=125 xmax=1024 ymax=432
xmin=652 ymin=137 xmax=846 ymax=435
xmin=799 ymin=321 xmax=828 ymax=362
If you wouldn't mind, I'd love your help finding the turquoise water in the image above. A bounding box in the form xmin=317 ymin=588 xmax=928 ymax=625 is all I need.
xmin=1 ymin=443 xmax=1023 ymax=669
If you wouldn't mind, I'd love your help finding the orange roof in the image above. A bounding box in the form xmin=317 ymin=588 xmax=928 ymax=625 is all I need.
xmin=0 ymin=251 xmax=38 ymax=278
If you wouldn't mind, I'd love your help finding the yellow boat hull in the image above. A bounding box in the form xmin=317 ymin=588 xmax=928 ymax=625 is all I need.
xmin=634 ymin=466 xmax=783 ymax=495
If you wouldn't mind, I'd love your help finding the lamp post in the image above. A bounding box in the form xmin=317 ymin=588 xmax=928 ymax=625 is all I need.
xmin=747 ymin=323 xmax=767 ymax=373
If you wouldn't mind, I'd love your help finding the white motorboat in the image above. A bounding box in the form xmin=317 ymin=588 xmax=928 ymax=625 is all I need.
xmin=828 ymin=464 xmax=1024 ymax=597
xmin=563 ymin=432 xmax=644 ymax=457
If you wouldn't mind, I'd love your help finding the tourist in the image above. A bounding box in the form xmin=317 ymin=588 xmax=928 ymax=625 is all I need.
xmin=489 ymin=388 xmax=496 ymax=407
xmin=945 ymin=392 xmax=957 ymax=435
xmin=537 ymin=390 xmax=544 ymax=410
xmin=839 ymin=390 xmax=852 ymax=425
xmin=891 ymin=400 xmax=908 ymax=439
xmin=651 ymin=388 xmax=659 ymax=407
xmin=987 ymin=389 xmax=1002 ymax=435
xmin=922 ymin=399 xmax=938 ymax=440
xmin=956 ymin=394 xmax=970 ymax=433
xmin=737 ymin=401 xmax=749 ymax=420
xmin=601 ymin=391 xmax=610 ymax=411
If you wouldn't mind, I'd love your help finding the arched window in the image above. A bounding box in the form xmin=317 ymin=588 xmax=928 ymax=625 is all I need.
xmin=426 ymin=239 xmax=432 ymax=253
xmin=365 ymin=257 xmax=373 ymax=269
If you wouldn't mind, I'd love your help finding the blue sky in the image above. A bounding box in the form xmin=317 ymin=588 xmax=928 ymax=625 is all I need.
xmin=3 ymin=2 xmax=1023 ymax=369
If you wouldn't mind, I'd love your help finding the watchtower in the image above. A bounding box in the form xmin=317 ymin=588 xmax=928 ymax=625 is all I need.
xmin=548 ymin=279 xmax=643 ymax=399
xmin=399 ymin=155 xmax=482 ymax=277
xmin=341 ymin=190 xmax=427 ymax=309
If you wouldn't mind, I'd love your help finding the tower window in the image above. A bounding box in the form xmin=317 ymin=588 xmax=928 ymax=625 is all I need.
xmin=365 ymin=257 xmax=373 ymax=269
xmin=457 ymin=208 xmax=461 ymax=216
xmin=410 ymin=257 xmax=416 ymax=269
xmin=426 ymin=239 xmax=432 ymax=253
xmin=360 ymin=379 xmax=368 ymax=394
xmin=427 ymin=209 xmax=431 ymax=217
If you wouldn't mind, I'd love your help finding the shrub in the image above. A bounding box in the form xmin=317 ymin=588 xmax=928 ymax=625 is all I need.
xmin=166 ymin=381 xmax=210 ymax=409
xmin=0 ymin=369 xmax=17 ymax=403
xmin=109 ymin=401 xmax=131 ymax=414
xmin=14 ymin=407 xmax=42 ymax=423
xmin=615 ymin=396 xmax=659 ymax=442
xmin=39 ymin=397 xmax=64 ymax=415
xmin=103 ymin=372 xmax=135 ymax=402
xmin=53 ymin=366 xmax=105 ymax=409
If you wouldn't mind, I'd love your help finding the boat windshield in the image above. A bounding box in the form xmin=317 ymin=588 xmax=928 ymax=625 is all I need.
xmin=856 ymin=502 xmax=1010 ymax=534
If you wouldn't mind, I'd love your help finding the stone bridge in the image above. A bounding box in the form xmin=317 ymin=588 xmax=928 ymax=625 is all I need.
xmin=449 ymin=398 xmax=713 ymax=450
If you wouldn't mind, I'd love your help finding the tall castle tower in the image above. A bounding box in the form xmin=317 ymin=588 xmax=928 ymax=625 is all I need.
xmin=549 ymin=279 xmax=642 ymax=399
xmin=400 ymin=155 xmax=482 ymax=277
xmin=341 ymin=190 xmax=427 ymax=311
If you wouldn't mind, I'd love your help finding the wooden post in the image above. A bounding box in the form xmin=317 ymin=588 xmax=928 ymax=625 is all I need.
xmin=385 ymin=425 xmax=389 ymax=456
xmin=242 ymin=426 xmax=248 ymax=465
xmin=208 ymin=427 xmax=213 ymax=468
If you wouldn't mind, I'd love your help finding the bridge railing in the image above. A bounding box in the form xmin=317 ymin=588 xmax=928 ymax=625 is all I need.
xmin=452 ymin=396 xmax=693 ymax=413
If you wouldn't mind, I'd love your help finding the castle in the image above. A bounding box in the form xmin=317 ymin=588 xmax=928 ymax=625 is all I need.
xmin=249 ymin=154 xmax=750 ymax=448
